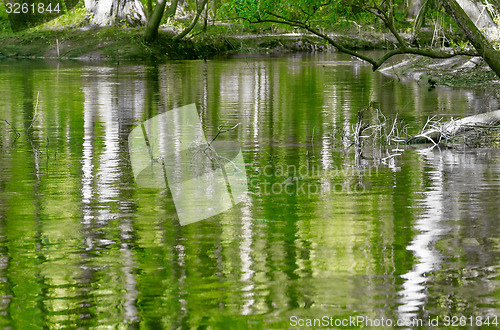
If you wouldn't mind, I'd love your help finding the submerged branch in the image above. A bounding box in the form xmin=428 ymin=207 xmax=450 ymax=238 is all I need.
xmin=339 ymin=107 xmax=500 ymax=167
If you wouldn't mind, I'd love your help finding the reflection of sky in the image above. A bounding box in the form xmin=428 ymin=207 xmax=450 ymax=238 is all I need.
xmin=398 ymin=148 xmax=449 ymax=320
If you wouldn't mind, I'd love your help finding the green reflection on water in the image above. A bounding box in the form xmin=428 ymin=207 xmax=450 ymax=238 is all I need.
xmin=0 ymin=55 xmax=500 ymax=328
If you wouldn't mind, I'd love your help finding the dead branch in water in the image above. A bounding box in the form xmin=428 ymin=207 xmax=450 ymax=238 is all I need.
xmin=336 ymin=107 xmax=500 ymax=168
xmin=407 ymin=110 xmax=500 ymax=145
xmin=334 ymin=104 xmax=409 ymax=167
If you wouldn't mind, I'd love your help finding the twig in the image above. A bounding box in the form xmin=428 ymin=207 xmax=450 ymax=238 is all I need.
xmin=391 ymin=64 xmax=401 ymax=81
xmin=1 ymin=119 xmax=20 ymax=141
xmin=209 ymin=122 xmax=240 ymax=144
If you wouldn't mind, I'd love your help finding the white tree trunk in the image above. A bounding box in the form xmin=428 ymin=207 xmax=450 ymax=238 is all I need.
xmin=85 ymin=0 xmax=147 ymax=26
xmin=456 ymin=0 xmax=500 ymax=41
xmin=408 ymin=0 xmax=424 ymax=19
xmin=84 ymin=0 xmax=97 ymax=12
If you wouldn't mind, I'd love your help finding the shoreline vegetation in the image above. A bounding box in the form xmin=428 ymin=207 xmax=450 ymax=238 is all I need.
xmin=1 ymin=4 xmax=499 ymax=92
xmin=0 ymin=13 xmax=396 ymax=61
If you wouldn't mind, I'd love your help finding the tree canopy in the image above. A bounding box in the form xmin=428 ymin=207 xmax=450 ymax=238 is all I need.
xmin=222 ymin=0 xmax=500 ymax=78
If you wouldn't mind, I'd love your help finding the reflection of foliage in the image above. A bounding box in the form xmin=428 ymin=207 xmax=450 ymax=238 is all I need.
xmin=0 ymin=119 xmax=20 ymax=146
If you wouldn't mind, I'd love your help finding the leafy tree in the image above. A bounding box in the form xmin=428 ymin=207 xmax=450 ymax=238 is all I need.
xmin=224 ymin=0 xmax=500 ymax=78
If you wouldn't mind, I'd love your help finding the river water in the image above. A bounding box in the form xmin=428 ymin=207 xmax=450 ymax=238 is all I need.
xmin=1 ymin=53 xmax=500 ymax=328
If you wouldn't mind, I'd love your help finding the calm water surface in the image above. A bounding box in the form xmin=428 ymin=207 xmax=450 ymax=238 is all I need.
xmin=1 ymin=53 xmax=500 ymax=328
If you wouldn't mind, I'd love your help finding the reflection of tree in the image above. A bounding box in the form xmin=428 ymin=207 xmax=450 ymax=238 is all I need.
xmin=398 ymin=148 xmax=447 ymax=320
xmin=394 ymin=147 xmax=500 ymax=321
xmin=3 ymin=57 xmax=500 ymax=327
xmin=79 ymin=66 xmax=147 ymax=326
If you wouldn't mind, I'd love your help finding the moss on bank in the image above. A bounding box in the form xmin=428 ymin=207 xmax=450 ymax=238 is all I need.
xmin=0 ymin=27 xmax=229 ymax=60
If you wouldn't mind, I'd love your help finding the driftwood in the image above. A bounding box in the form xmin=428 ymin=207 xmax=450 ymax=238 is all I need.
xmin=336 ymin=108 xmax=500 ymax=169
xmin=407 ymin=110 xmax=500 ymax=144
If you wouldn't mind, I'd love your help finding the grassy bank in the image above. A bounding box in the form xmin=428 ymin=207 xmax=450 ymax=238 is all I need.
xmin=0 ymin=22 xmax=390 ymax=61
xmin=0 ymin=3 xmax=412 ymax=61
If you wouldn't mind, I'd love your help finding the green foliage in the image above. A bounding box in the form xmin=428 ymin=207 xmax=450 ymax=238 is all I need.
xmin=449 ymin=39 xmax=471 ymax=50
xmin=0 ymin=2 xmax=12 ymax=33
xmin=219 ymin=0 xmax=366 ymax=24
xmin=29 ymin=4 xmax=87 ymax=31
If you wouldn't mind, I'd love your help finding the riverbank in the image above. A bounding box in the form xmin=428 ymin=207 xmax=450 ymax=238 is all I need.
xmin=0 ymin=25 xmax=395 ymax=61
xmin=0 ymin=4 xmax=421 ymax=60
xmin=1 ymin=6 xmax=500 ymax=92
xmin=2 ymin=25 xmax=499 ymax=92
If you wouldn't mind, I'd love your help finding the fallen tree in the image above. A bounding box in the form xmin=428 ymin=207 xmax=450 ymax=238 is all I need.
xmin=407 ymin=110 xmax=500 ymax=145
xmin=337 ymin=108 xmax=500 ymax=168
xmin=343 ymin=106 xmax=500 ymax=152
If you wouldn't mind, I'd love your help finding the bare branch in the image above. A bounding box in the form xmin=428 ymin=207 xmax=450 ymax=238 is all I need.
xmin=1 ymin=119 xmax=20 ymax=141
xmin=356 ymin=4 xmax=406 ymax=47
xmin=209 ymin=122 xmax=241 ymax=144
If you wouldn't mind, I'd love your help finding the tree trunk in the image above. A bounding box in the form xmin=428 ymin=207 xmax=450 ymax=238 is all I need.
xmin=84 ymin=0 xmax=97 ymax=13
xmin=441 ymin=0 xmax=500 ymax=78
xmin=408 ymin=0 xmax=424 ymax=19
xmin=202 ymin=0 xmax=208 ymax=32
xmin=456 ymin=0 xmax=496 ymax=29
xmin=455 ymin=0 xmax=500 ymax=41
xmin=144 ymin=0 xmax=179 ymax=43
xmin=146 ymin=0 xmax=153 ymax=18
xmin=173 ymin=0 xmax=208 ymax=41
xmin=85 ymin=0 xmax=147 ymax=26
